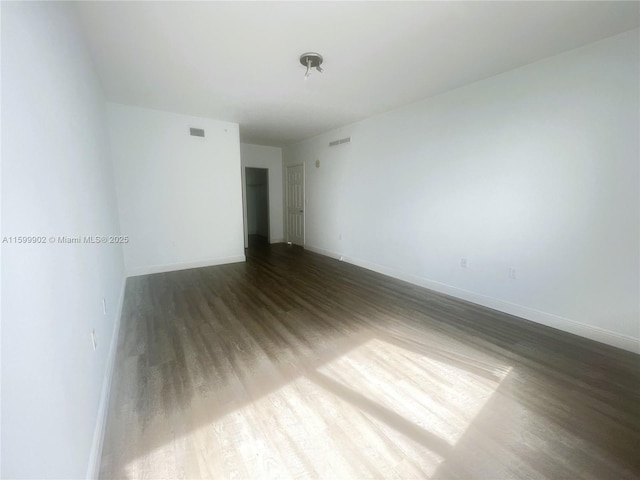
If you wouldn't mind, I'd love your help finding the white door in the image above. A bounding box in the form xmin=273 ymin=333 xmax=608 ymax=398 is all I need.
xmin=286 ymin=164 xmax=304 ymax=246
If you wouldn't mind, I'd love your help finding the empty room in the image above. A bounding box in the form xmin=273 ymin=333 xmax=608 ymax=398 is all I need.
xmin=2 ymin=1 xmax=639 ymax=479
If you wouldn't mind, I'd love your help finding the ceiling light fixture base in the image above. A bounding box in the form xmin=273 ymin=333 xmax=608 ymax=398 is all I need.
xmin=300 ymin=52 xmax=324 ymax=78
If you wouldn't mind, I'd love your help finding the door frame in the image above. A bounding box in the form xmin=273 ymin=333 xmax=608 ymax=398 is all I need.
xmin=285 ymin=163 xmax=305 ymax=246
xmin=242 ymin=166 xmax=271 ymax=248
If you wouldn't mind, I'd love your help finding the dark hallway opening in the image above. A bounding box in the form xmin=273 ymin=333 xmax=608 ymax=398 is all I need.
xmin=245 ymin=167 xmax=269 ymax=248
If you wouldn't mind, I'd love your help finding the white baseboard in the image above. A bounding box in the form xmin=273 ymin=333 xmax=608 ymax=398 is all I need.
xmin=305 ymin=245 xmax=639 ymax=354
xmin=126 ymin=255 xmax=246 ymax=277
xmin=86 ymin=275 xmax=127 ymax=479
xmin=304 ymin=244 xmax=343 ymax=260
xmin=270 ymin=237 xmax=285 ymax=244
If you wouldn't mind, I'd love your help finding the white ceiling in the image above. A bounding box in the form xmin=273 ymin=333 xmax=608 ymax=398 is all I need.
xmin=75 ymin=1 xmax=639 ymax=147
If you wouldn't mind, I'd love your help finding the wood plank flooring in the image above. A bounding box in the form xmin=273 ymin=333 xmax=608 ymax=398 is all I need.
xmin=99 ymin=242 xmax=640 ymax=479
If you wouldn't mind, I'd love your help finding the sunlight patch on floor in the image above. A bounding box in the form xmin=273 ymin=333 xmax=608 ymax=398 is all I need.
xmin=315 ymin=337 xmax=512 ymax=476
xmin=122 ymin=338 xmax=511 ymax=479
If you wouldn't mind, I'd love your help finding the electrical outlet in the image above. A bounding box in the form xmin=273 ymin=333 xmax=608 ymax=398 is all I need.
xmin=460 ymin=258 xmax=467 ymax=268
xmin=102 ymin=298 xmax=107 ymax=315
xmin=339 ymin=233 xmax=343 ymax=240
xmin=509 ymin=268 xmax=517 ymax=280
xmin=91 ymin=329 xmax=97 ymax=351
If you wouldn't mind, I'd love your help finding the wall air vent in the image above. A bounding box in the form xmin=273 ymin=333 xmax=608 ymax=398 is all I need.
xmin=189 ymin=127 xmax=205 ymax=137
xmin=329 ymin=136 xmax=351 ymax=147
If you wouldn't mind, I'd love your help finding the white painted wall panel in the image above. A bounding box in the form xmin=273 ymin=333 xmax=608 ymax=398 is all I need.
xmin=107 ymin=104 xmax=245 ymax=275
xmin=1 ymin=3 xmax=126 ymax=477
xmin=284 ymin=29 xmax=640 ymax=352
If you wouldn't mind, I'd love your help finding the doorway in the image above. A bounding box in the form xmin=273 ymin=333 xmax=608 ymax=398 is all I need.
xmin=244 ymin=167 xmax=270 ymax=249
xmin=286 ymin=164 xmax=304 ymax=246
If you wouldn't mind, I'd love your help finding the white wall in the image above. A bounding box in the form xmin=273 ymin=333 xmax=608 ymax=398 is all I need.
xmin=240 ymin=143 xmax=284 ymax=243
xmin=283 ymin=29 xmax=640 ymax=352
xmin=1 ymin=3 xmax=126 ymax=478
xmin=108 ymin=104 xmax=245 ymax=276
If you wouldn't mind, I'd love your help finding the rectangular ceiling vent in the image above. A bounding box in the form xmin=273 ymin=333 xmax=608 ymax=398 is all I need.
xmin=329 ymin=136 xmax=351 ymax=147
xmin=189 ymin=127 xmax=205 ymax=137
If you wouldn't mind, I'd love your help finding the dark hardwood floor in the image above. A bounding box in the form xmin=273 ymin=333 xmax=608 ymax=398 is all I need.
xmin=100 ymin=243 xmax=640 ymax=479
